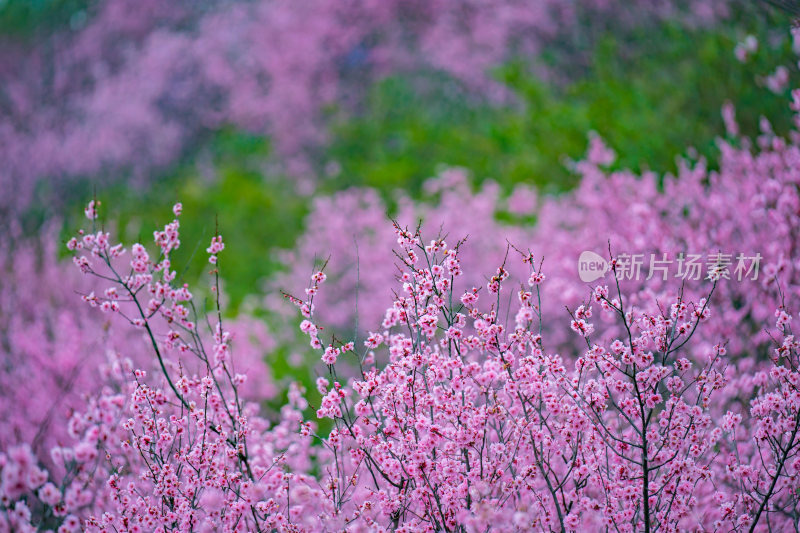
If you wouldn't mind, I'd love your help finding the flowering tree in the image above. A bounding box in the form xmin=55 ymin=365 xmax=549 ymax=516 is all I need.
xmin=1 ymin=186 xmax=794 ymax=531
xmin=713 ymin=302 xmax=800 ymax=531
xmin=281 ymin=223 xmax=739 ymax=531
xmin=0 ymin=209 xmax=283 ymax=531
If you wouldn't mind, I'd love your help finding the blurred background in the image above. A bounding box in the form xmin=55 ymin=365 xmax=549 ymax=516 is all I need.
xmin=0 ymin=0 xmax=797 ymax=392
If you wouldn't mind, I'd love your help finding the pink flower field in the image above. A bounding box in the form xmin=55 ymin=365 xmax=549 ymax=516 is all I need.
xmin=2 ymin=0 xmax=800 ymax=531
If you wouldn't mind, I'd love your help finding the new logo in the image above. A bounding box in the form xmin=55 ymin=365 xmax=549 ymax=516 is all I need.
xmin=578 ymin=251 xmax=609 ymax=282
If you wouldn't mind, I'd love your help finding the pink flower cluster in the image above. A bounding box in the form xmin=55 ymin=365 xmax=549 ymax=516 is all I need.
xmin=0 ymin=226 xmax=143 ymax=463
xmin=0 ymin=221 xmax=280 ymax=531
xmin=279 ymin=219 xmax=798 ymax=531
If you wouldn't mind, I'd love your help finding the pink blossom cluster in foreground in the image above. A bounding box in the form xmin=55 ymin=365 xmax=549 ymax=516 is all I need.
xmin=0 ymin=0 xmax=728 ymax=213
xmin=0 ymin=220 xmax=279 ymax=531
xmin=0 ymin=205 xmax=796 ymax=531
xmin=2 ymin=85 xmax=800 ymax=529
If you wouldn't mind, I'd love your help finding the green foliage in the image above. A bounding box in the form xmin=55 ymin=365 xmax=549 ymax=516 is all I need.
xmin=0 ymin=0 xmax=93 ymax=37
xmin=326 ymin=20 xmax=797 ymax=197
